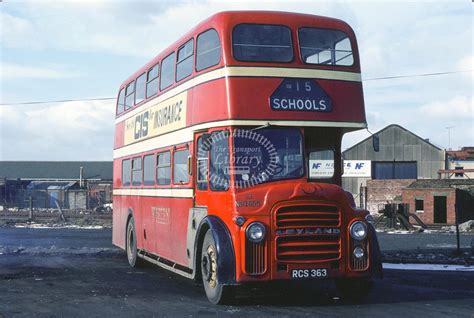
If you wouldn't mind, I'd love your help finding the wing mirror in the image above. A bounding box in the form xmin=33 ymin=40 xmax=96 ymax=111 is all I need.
xmin=372 ymin=134 xmax=380 ymax=152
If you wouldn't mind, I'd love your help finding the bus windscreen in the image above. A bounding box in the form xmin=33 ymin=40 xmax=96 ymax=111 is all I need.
xmin=299 ymin=27 xmax=353 ymax=66
xmin=233 ymin=128 xmax=303 ymax=187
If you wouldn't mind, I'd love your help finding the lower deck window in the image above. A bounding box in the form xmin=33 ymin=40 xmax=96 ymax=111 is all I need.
xmin=132 ymin=157 xmax=142 ymax=186
xmin=122 ymin=159 xmax=131 ymax=186
xmin=174 ymin=149 xmax=189 ymax=184
xmin=143 ymin=155 xmax=155 ymax=186
xmin=157 ymin=152 xmax=171 ymax=185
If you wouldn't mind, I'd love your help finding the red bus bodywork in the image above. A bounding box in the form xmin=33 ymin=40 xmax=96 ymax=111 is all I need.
xmin=113 ymin=11 xmax=382 ymax=302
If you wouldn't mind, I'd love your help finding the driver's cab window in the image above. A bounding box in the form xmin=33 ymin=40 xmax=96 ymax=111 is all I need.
xmin=196 ymin=131 xmax=229 ymax=191
xmin=308 ymin=150 xmax=335 ymax=179
xmin=196 ymin=136 xmax=209 ymax=190
xmin=209 ymin=131 xmax=229 ymax=191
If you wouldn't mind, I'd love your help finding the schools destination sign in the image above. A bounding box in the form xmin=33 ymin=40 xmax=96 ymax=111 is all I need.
xmin=270 ymin=78 xmax=332 ymax=112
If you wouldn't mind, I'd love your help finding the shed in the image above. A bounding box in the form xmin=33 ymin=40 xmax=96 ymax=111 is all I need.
xmin=402 ymin=179 xmax=474 ymax=225
xmin=342 ymin=124 xmax=446 ymax=211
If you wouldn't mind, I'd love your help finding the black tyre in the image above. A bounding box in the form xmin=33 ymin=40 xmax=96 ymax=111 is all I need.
xmin=201 ymin=230 xmax=235 ymax=305
xmin=126 ymin=218 xmax=143 ymax=267
xmin=335 ymin=278 xmax=372 ymax=302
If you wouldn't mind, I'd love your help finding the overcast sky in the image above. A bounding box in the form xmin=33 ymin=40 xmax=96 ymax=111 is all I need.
xmin=0 ymin=0 xmax=472 ymax=161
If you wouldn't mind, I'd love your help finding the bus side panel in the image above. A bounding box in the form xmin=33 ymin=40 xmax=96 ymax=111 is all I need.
xmin=112 ymin=159 xmax=125 ymax=249
xmin=137 ymin=196 xmax=193 ymax=267
xmin=128 ymin=194 xmax=144 ymax=249
xmin=190 ymin=78 xmax=229 ymax=125
xmin=112 ymin=194 xmax=126 ymax=249
xmin=113 ymin=195 xmax=145 ymax=250
xmin=141 ymin=194 xmax=156 ymax=253
xmin=114 ymin=121 xmax=125 ymax=149
xmin=171 ymin=197 xmax=194 ymax=266
xmin=140 ymin=196 xmax=173 ymax=260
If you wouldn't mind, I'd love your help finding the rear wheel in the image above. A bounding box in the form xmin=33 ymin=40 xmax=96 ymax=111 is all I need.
xmin=335 ymin=278 xmax=372 ymax=302
xmin=201 ymin=230 xmax=235 ymax=304
xmin=126 ymin=218 xmax=143 ymax=267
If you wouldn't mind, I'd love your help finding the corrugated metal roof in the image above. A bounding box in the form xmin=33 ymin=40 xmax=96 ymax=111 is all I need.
xmin=27 ymin=181 xmax=78 ymax=190
xmin=343 ymin=124 xmax=443 ymax=153
xmin=407 ymin=179 xmax=474 ymax=189
xmin=0 ymin=161 xmax=112 ymax=180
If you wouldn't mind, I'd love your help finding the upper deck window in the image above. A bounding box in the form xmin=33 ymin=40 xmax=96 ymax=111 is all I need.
xmin=196 ymin=29 xmax=221 ymax=71
xmin=176 ymin=39 xmax=194 ymax=81
xmin=125 ymin=81 xmax=135 ymax=109
xmin=117 ymin=88 xmax=125 ymax=114
xmin=299 ymin=28 xmax=354 ymax=66
xmin=160 ymin=52 xmax=176 ymax=90
xmin=135 ymin=73 xmax=146 ymax=104
xmin=146 ymin=64 xmax=159 ymax=98
xmin=232 ymin=24 xmax=293 ymax=63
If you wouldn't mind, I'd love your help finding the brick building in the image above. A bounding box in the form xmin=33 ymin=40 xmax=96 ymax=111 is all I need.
xmin=402 ymin=179 xmax=474 ymax=225
xmin=365 ymin=179 xmax=415 ymax=215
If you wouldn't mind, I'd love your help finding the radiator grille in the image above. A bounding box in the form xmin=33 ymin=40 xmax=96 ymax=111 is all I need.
xmin=275 ymin=204 xmax=341 ymax=263
xmin=276 ymin=204 xmax=340 ymax=228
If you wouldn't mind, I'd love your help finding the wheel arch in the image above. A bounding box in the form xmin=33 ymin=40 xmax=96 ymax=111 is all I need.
xmin=368 ymin=223 xmax=383 ymax=279
xmin=194 ymin=216 xmax=236 ymax=285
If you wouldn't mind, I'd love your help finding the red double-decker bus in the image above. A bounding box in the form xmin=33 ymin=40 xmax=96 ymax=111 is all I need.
xmin=113 ymin=11 xmax=382 ymax=304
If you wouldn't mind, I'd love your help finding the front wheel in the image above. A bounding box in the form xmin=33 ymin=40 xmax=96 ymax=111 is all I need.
xmin=201 ymin=230 xmax=235 ymax=305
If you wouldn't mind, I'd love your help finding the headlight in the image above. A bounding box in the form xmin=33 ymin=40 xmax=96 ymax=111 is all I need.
xmin=350 ymin=221 xmax=367 ymax=240
xmin=246 ymin=222 xmax=266 ymax=243
xmin=353 ymin=247 xmax=365 ymax=259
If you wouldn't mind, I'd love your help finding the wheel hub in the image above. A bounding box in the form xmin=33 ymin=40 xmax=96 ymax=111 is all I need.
xmin=202 ymin=255 xmax=211 ymax=281
xmin=202 ymin=245 xmax=217 ymax=288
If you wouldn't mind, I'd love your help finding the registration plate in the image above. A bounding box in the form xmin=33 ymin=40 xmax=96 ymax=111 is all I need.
xmin=291 ymin=268 xmax=328 ymax=279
